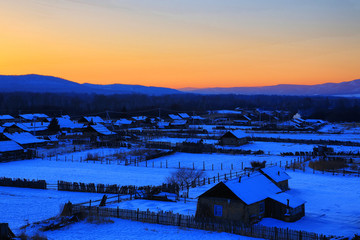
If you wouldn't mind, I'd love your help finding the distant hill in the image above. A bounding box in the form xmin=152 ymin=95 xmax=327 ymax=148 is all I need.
xmin=0 ymin=74 xmax=181 ymax=96
xmin=180 ymin=79 xmax=360 ymax=96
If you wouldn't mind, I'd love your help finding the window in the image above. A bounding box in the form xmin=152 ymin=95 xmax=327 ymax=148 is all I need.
xmin=214 ymin=205 xmax=223 ymax=217
xmin=259 ymin=202 xmax=265 ymax=214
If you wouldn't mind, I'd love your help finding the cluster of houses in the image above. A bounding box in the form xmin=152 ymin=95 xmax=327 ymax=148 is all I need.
xmin=195 ymin=165 xmax=305 ymax=224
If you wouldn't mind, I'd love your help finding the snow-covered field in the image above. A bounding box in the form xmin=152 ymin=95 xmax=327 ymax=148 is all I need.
xmin=0 ymin=187 xmax=108 ymax=232
xmin=0 ymin=159 xmax=173 ymax=185
xmin=43 ymin=218 xmax=261 ymax=240
xmin=261 ymin=171 xmax=360 ymax=237
xmin=139 ymin=152 xmax=295 ymax=173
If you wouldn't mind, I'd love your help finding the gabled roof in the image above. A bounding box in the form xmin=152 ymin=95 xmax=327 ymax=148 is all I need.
xmin=178 ymin=113 xmax=190 ymax=119
xmin=199 ymin=173 xmax=282 ymax=205
xmin=169 ymin=114 xmax=182 ymax=120
xmin=268 ymin=192 xmax=306 ymax=208
xmin=0 ymin=140 xmax=23 ymax=152
xmin=221 ymin=130 xmax=248 ymax=139
xmin=3 ymin=132 xmax=46 ymax=145
xmin=19 ymin=113 xmax=49 ymax=120
xmin=84 ymin=116 xmax=105 ymax=124
xmin=260 ymin=166 xmax=291 ymax=183
xmin=88 ymin=124 xmax=116 ymax=135
xmin=115 ymin=119 xmax=133 ymax=125
xmin=183 ymin=138 xmax=203 ymax=144
xmin=57 ymin=117 xmax=84 ymax=129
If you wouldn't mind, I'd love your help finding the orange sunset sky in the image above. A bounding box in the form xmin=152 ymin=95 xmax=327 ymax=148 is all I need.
xmin=1 ymin=0 xmax=360 ymax=89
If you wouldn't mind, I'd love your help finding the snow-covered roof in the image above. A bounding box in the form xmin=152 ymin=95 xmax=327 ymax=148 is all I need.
xmin=57 ymin=117 xmax=84 ymax=129
xmin=84 ymin=116 xmax=105 ymax=124
xmin=132 ymin=116 xmax=147 ymax=121
xmin=0 ymin=140 xmax=23 ymax=152
xmin=223 ymin=173 xmax=282 ymax=205
xmin=89 ymin=124 xmax=116 ymax=135
xmin=183 ymin=138 xmax=202 ymax=144
xmin=157 ymin=122 xmax=170 ymax=128
xmin=260 ymin=166 xmax=291 ymax=183
xmin=19 ymin=113 xmax=49 ymax=120
xmin=115 ymin=119 xmax=132 ymax=125
xmin=190 ymin=115 xmax=205 ymax=120
xmin=169 ymin=114 xmax=182 ymax=120
xmin=178 ymin=113 xmax=190 ymax=119
xmin=171 ymin=120 xmax=187 ymax=126
xmin=269 ymin=192 xmax=306 ymax=208
xmin=20 ymin=122 xmax=49 ymax=132
xmin=225 ymin=130 xmax=248 ymax=139
xmin=213 ymin=110 xmax=243 ymax=115
xmin=0 ymin=115 xmax=14 ymax=120
xmin=4 ymin=132 xmax=47 ymax=145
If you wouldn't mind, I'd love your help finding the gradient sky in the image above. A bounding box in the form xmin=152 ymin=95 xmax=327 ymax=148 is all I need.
xmin=1 ymin=0 xmax=360 ymax=88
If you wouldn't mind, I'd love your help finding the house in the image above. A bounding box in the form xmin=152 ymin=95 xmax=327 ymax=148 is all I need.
xmin=19 ymin=113 xmax=49 ymax=122
xmin=219 ymin=130 xmax=248 ymax=146
xmin=168 ymin=114 xmax=182 ymax=120
xmin=0 ymin=115 xmax=14 ymax=124
xmin=259 ymin=165 xmax=290 ymax=191
xmin=170 ymin=119 xmax=188 ymax=128
xmin=0 ymin=140 xmax=24 ymax=161
xmin=195 ymin=172 xmax=305 ymax=225
xmin=3 ymin=122 xmax=49 ymax=135
xmin=178 ymin=113 xmax=190 ymax=119
xmin=79 ymin=116 xmax=105 ymax=125
xmin=2 ymin=132 xmax=47 ymax=148
xmin=82 ymin=124 xmax=117 ymax=144
xmin=114 ymin=119 xmax=133 ymax=128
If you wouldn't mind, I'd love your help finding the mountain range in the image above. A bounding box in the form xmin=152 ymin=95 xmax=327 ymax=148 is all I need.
xmin=0 ymin=74 xmax=180 ymax=96
xmin=1 ymin=74 xmax=360 ymax=97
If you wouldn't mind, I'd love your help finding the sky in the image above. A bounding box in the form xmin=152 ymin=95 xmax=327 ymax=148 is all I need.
xmin=1 ymin=0 xmax=360 ymax=89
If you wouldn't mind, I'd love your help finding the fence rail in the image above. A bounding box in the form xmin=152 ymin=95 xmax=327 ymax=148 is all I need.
xmin=73 ymin=205 xmax=329 ymax=240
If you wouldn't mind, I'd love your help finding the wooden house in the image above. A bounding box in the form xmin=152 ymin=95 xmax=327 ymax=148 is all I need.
xmin=219 ymin=130 xmax=248 ymax=146
xmin=0 ymin=115 xmax=14 ymax=125
xmin=19 ymin=113 xmax=49 ymax=123
xmin=195 ymin=172 xmax=305 ymax=225
xmin=0 ymin=140 xmax=25 ymax=161
xmin=1 ymin=132 xmax=47 ymax=149
xmin=78 ymin=116 xmax=105 ymax=125
xmin=83 ymin=124 xmax=117 ymax=144
xmin=259 ymin=165 xmax=290 ymax=191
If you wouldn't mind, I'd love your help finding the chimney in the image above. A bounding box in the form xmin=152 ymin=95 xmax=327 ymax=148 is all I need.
xmin=287 ymin=199 xmax=290 ymax=208
xmin=238 ymin=176 xmax=241 ymax=183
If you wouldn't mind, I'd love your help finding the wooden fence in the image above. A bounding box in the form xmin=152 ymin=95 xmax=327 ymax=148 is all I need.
xmin=73 ymin=205 xmax=329 ymax=240
xmin=251 ymin=137 xmax=360 ymax=146
xmin=0 ymin=177 xmax=46 ymax=189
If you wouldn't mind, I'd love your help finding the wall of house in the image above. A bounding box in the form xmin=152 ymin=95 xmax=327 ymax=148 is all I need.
xmin=196 ymin=197 xmax=265 ymax=224
xmin=277 ymin=180 xmax=289 ymax=191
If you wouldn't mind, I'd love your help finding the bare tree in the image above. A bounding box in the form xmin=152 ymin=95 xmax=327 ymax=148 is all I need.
xmin=166 ymin=168 xmax=205 ymax=198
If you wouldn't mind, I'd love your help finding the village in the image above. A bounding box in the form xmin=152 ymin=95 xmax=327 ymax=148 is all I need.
xmin=0 ymin=109 xmax=360 ymax=240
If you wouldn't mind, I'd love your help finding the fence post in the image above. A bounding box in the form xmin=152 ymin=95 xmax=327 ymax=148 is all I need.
xmin=166 ymin=160 xmax=168 ymax=168
xmin=179 ymin=162 xmax=180 ymax=169
xmin=218 ymin=173 xmax=220 ymax=182
xmin=203 ymin=161 xmax=205 ymax=171
xmin=212 ymin=164 xmax=214 ymax=171
xmin=221 ymin=163 xmax=223 ymax=170
xmin=117 ymin=206 xmax=119 ymax=218
xmin=241 ymin=162 xmax=243 ymax=170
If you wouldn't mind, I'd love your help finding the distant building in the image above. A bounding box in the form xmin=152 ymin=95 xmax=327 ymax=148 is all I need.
xmin=259 ymin=165 xmax=291 ymax=191
xmin=219 ymin=131 xmax=248 ymax=146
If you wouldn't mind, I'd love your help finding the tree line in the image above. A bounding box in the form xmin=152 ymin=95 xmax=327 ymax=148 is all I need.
xmin=0 ymin=92 xmax=360 ymax=121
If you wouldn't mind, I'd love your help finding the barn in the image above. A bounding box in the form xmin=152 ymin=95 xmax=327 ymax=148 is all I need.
xmin=195 ymin=172 xmax=305 ymax=225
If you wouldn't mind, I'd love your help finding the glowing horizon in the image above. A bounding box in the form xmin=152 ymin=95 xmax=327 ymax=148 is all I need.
xmin=1 ymin=0 xmax=360 ymax=89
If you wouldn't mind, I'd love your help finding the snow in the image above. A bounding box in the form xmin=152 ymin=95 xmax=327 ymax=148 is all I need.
xmin=4 ymin=132 xmax=47 ymax=145
xmin=169 ymin=114 xmax=182 ymax=120
xmin=260 ymin=170 xmax=360 ymax=237
xmin=222 ymin=173 xmax=282 ymax=205
xmin=84 ymin=116 xmax=104 ymax=124
xmin=43 ymin=218 xmax=260 ymax=240
xmin=88 ymin=124 xmax=115 ymax=135
xmin=268 ymin=192 xmax=305 ymax=208
xmin=19 ymin=113 xmax=49 ymax=120
xmin=0 ymin=186 xmax=108 ymax=232
xmin=0 ymin=140 xmax=23 ymax=152
xmin=260 ymin=165 xmax=290 ymax=182
xmin=0 ymin=114 xmax=14 ymax=120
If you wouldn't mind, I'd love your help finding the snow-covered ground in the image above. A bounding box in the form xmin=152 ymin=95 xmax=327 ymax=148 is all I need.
xmin=141 ymin=152 xmax=295 ymax=172
xmin=0 ymin=159 xmax=173 ymax=185
xmin=43 ymin=218 xmax=261 ymax=240
xmin=0 ymin=187 xmax=108 ymax=233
